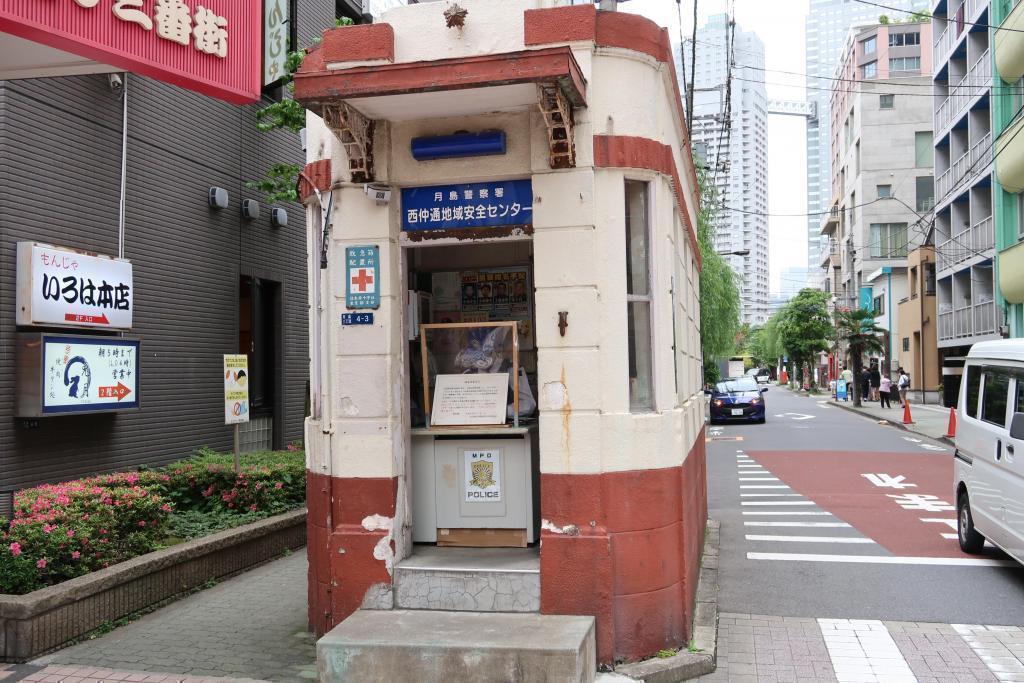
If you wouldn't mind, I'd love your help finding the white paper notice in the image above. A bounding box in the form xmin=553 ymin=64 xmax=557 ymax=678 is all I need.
xmin=431 ymin=373 xmax=509 ymax=426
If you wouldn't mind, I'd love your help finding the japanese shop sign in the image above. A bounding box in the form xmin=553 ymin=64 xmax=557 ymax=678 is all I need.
xmin=263 ymin=0 xmax=288 ymax=85
xmin=0 ymin=0 xmax=260 ymax=104
xmin=401 ymin=180 xmax=533 ymax=232
xmin=17 ymin=242 xmax=133 ymax=330
xmin=16 ymin=335 xmax=140 ymax=416
xmin=223 ymin=354 xmax=250 ymax=425
xmin=345 ymin=245 xmax=380 ymax=310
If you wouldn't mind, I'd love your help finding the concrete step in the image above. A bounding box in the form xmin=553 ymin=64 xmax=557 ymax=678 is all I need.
xmin=318 ymin=609 xmax=596 ymax=683
xmin=394 ymin=546 xmax=541 ymax=612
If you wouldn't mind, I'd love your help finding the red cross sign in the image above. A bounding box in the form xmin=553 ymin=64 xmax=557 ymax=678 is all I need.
xmin=351 ymin=269 xmax=375 ymax=293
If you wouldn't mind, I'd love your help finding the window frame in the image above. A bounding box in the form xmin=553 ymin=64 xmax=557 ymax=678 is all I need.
xmin=624 ymin=178 xmax=656 ymax=412
xmin=862 ymin=36 xmax=877 ymax=55
xmin=965 ymin=365 xmax=982 ymax=419
xmin=869 ymin=222 xmax=909 ymax=258
xmin=879 ymin=94 xmax=895 ymax=109
xmin=877 ymin=184 xmax=892 ymax=199
xmin=863 ymin=61 xmax=878 ymax=79
xmin=981 ymin=369 xmax=1011 ymax=428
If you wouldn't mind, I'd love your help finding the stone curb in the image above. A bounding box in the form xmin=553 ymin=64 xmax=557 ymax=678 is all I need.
xmin=826 ymin=399 xmax=955 ymax=446
xmin=613 ymin=519 xmax=720 ymax=682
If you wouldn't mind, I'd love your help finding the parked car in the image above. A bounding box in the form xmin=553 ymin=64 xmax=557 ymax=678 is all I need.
xmin=953 ymin=340 xmax=1024 ymax=566
xmin=708 ymin=376 xmax=766 ymax=424
xmin=746 ymin=367 xmax=771 ymax=385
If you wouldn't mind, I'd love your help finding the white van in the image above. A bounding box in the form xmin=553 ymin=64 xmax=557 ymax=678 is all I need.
xmin=954 ymin=340 xmax=1024 ymax=565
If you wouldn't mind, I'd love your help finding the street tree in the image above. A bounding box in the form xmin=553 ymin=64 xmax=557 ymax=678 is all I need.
xmin=696 ymin=162 xmax=741 ymax=385
xmin=834 ymin=307 xmax=887 ymax=407
xmin=777 ymin=289 xmax=832 ymax=389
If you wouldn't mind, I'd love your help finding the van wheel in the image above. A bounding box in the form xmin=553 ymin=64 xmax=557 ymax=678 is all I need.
xmin=958 ymin=492 xmax=986 ymax=554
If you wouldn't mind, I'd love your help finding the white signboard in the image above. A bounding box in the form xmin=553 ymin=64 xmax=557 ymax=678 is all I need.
xmin=42 ymin=336 xmax=139 ymax=414
xmin=17 ymin=242 xmax=133 ymax=330
xmin=263 ymin=0 xmax=289 ymax=85
xmin=431 ymin=373 xmax=509 ymax=426
xmin=224 ymin=354 xmax=250 ymax=424
xmin=465 ymin=449 xmax=501 ymax=502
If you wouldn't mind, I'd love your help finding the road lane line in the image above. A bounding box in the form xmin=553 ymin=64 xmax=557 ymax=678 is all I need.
xmin=745 ymin=522 xmax=851 ymax=528
xmin=739 ymin=485 xmax=791 ymax=489
xmin=746 ymin=535 xmax=875 ymax=544
xmin=818 ymin=619 xmax=916 ymax=682
xmin=747 ymin=552 xmax=1019 ymax=567
xmin=741 ymin=501 xmax=816 ymax=506
xmin=743 ymin=511 xmax=833 ymax=516
xmin=739 ymin=477 xmax=779 ymax=481
xmin=741 ymin=494 xmax=802 ymax=497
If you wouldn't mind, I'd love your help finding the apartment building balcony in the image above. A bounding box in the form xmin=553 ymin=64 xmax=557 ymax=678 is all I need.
xmin=820 ymin=204 xmax=839 ymax=237
xmin=935 ymin=49 xmax=991 ymax=134
xmin=934 ymin=0 xmax=987 ymax=65
xmin=996 ymin=113 xmax=1024 ymax=192
xmin=819 ymin=241 xmax=841 ymax=269
xmin=935 ymin=132 xmax=993 ymax=203
xmin=939 ymin=301 xmax=998 ymax=341
xmin=995 ymin=0 xmax=1024 ymax=81
xmin=937 ymin=214 xmax=994 ymax=273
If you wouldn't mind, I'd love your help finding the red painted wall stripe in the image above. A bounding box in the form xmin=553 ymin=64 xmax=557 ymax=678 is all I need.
xmin=320 ymin=23 xmax=394 ymax=64
xmin=594 ymin=135 xmax=702 ymax=270
xmin=298 ymin=160 xmax=332 ymax=203
xmin=0 ymin=0 xmax=260 ymax=104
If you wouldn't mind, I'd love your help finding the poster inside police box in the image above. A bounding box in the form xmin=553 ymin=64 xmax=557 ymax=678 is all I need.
xmin=430 ymin=267 xmax=533 ymax=350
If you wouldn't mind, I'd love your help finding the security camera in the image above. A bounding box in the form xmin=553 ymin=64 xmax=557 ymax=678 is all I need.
xmin=364 ymin=183 xmax=391 ymax=205
xmin=107 ymin=73 xmax=124 ymax=97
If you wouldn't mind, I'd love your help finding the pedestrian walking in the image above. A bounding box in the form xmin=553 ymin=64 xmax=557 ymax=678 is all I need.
xmin=879 ymin=373 xmax=893 ymax=409
xmin=869 ymin=364 xmax=881 ymax=401
xmin=861 ymin=367 xmax=871 ymax=402
xmin=897 ymin=367 xmax=910 ymax=407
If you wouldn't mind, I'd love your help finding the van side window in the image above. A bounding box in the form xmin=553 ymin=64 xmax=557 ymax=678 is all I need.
xmin=981 ymin=370 xmax=1010 ymax=427
xmin=965 ymin=366 xmax=982 ymax=418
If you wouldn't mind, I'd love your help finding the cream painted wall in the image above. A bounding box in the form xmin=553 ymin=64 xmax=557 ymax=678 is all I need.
xmin=303 ymin=2 xmax=704 ymax=514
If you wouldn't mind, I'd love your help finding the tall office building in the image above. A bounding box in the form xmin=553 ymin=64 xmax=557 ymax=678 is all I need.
xmin=684 ymin=14 xmax=770 ymax=325
xmin=805 ymin=0 xmax=926 ymax=268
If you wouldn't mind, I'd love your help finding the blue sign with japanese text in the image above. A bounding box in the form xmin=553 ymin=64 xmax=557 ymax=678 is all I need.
xmin=401 ymin=179 xmax=533 ymax=232
xmin=345 ymin=245 xmax=380 ymax=310
xmin=342 ymin=313 xmax=374 ymax=326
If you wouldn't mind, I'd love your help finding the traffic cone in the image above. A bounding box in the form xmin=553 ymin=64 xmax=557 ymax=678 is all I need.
xmin=903 ymin=400 xmax=914 ymax=425
xmin=945 ymin=406 xmax=957 ymax=439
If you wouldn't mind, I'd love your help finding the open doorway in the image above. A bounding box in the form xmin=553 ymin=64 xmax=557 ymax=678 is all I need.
xmin=239 ymin=275 xmax=282 ymax=451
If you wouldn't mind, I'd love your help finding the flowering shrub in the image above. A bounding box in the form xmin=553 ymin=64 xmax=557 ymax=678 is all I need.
xmin=0 ymin=450 xmax=304 ymax=595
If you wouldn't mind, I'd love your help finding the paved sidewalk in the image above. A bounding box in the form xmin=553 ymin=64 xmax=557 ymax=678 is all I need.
xmin=32 ymin=550 xmax=315 ymax=682
xmin=827 ymin=397 xmax=953 ymax=443
xmin=0 ymin=663 xmax=264 ymax=682
xmin=698 ymin=613 xmax=1023 ymax=682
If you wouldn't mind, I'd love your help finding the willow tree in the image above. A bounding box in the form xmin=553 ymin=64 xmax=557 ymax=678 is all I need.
xmin=696 ymin=164 xmax=741 ymax=385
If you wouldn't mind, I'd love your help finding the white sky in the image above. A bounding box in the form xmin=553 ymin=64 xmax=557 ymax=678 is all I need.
xmin=622 ymin=0 xmax=812 ymax=296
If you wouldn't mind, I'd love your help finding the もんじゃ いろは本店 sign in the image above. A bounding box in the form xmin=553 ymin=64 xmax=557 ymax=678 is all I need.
xmin=224 ymin=354 xmax=250 ymax=425
xmin=402 ymin=180 xmax=533 ymax=232
xmin=345 ymin=245 xmax=380 ymax=310
xmin=17 ymin=242 xmax=133 ymax=330
xmin=0 ymin=0 xmax=260 ymax=104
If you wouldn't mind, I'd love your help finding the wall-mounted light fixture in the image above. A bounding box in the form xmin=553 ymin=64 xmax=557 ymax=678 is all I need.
xmin=241 ymin=199 xmax=260 ymax=221
xmin=271 ymin=208 xmax=288 ymax=228
xmin=208 ymin=187 xmax=229 ymax=209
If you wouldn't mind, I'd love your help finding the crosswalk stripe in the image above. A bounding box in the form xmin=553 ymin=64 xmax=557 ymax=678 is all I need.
xmin=741 ymin=501 xmax=816 ymax=506
xmin=746 ymin=534 xmax=875 ymax=544
xmin=741 ymin=493 xmax=802 ymax=497
xmin=739 ymin=476 xmax=779 ymax=481
xmin=953 ymin=624 xmax=1024 ymax=680
xmin=747 ymin=552 xmax=1019 ymax=567
xmin=739 ymin=485 xmax=790 ymax=489
xmin=743 ymin=511 xmax=833 ymax=516
xmin=745 ymin=521 xmax=851 ymax=528
xmin=818 ymin=619 xmax=916 ymax=682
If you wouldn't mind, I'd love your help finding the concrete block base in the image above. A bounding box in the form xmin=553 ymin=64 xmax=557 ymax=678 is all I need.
xmin=317 ymin=609 xmax=596 ymax=682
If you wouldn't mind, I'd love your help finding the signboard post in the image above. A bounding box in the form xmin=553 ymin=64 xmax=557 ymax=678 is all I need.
xmin=224 ymin=354 xmax=250 ymax=472
xmin=17 ymin=242 xmax=134 ymax=330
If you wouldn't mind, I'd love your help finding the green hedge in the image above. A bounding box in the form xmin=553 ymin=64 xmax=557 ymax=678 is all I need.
xmin=0 ymin=449 xmax=305 ymax=595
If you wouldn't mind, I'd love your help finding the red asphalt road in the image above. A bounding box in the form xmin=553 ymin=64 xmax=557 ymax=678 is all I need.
xmin=748 ymin=450 xmax=975 ymax=559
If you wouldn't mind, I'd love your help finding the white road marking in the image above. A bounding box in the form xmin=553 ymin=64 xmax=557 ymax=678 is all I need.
xmin=737 ymin=464 xmax=763 ymax=468
xmin=743 ymin=511 xmax=833 ymax=516
xmin=746 ymin=534 xmax=875 ymax=544
xmin=739 ymin=476 xmax=780 ymax=481
xmin=902 ymin=436 xmax=922 ymax=443
xmin=819 ymin=619 xmax=917 ymax=682
xmin=774 ymin=412 xmax=815 ymax=420
xmin=887 ymin=494 xmax=955 ymax=512
xmin=941 ymin=533 xmax=959 ymax=540
xmin=740 ymin=485 xmax=791 ymax=489
xmin=954 ymin=624 xmax=1024 ymax=681
xmin=920 ymin=518 xmax=958 ymax=531
xmin=741 ymin=493 xmax=803 ymax=497
xmin=747 ymin=552 xmax=1020 ymax=567
xmin=861 ymin=473 xmax=916 ymax=489
xmin=920 ymin=443 xmax=948 ymax=452
xmin=741 ymin=501 xmax=816 ymax=506
xmin=745 ymin=521 xmax=851 ymax=528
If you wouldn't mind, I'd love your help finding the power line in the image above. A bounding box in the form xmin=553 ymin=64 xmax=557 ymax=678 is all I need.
xmin=732 ymin=74 xmax=1022 ymax=98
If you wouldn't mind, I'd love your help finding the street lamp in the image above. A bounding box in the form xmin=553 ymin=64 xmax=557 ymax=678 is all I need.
xmin=717 ymin=249 xmax=750 ymax=256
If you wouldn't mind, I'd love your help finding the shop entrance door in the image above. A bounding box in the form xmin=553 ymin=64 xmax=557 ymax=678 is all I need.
xmin=239 ymin=275 xmax=282 ymax=451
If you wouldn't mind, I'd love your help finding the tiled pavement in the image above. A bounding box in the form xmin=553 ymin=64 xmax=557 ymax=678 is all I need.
xmin=698 ymin=613 xmax=1024 ymax=682
xmin=28 ymin=551 xmax=315 ymax=683
xmin=0 ymin=664 xmax=264 ymax=682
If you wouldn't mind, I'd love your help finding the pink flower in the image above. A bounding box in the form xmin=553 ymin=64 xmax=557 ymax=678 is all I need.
xmin=161 ymin=504 xmax=172 ymax=513
xmin=249 ymin=505 xmax=257 ymax=512
xmin=275 ymin=483 xmax=284 ymax=490
xmin=66 ymin=529 xmax=75 ymax=538
xmin=9 ymin=542 xmax=22 ymax=557
xmin=42 ymin=524 xmax=54 ymax=534
xmin=138 ymin=520 xmax=146 ymax=527
xmin=71 ymin=551 xmax=81 ymax=559
xmin=36 ymin=558 xmax=46 ymax=569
